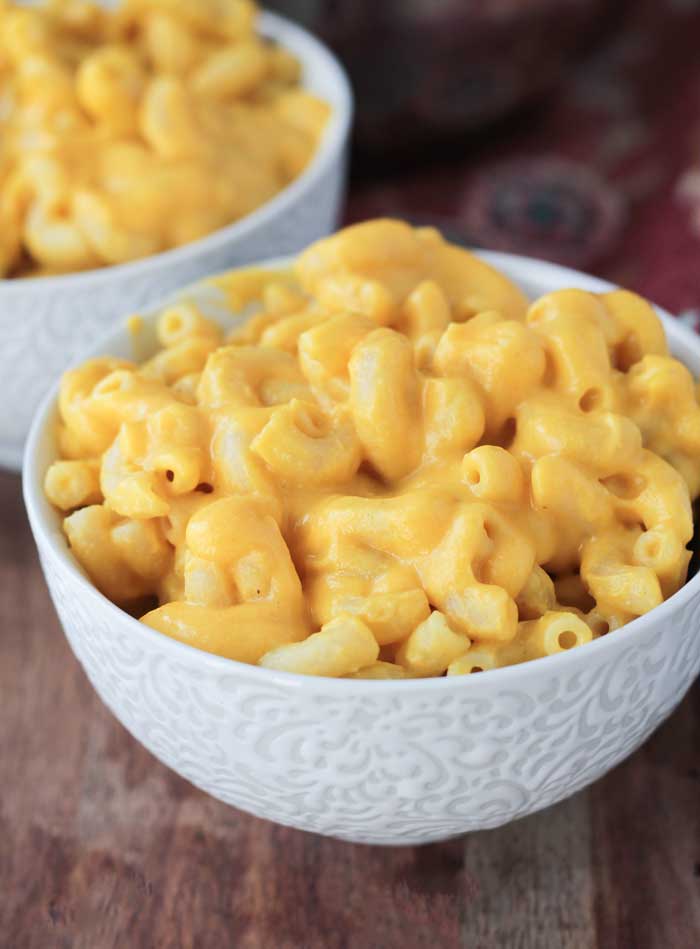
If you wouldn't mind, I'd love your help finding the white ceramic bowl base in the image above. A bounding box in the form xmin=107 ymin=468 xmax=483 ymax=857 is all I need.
xmin=0 ymin=10 xmax=352 ymax=471
xmin=23 ymin=253 xmax=700 ymax=846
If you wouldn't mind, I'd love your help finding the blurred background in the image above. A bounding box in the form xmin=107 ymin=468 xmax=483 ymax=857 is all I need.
xmin=269 ymin=0 xmax=700 ymax=322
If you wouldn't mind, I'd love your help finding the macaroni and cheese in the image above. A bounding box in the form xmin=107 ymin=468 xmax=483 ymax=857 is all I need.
xmin=0 ymin=0 xmax=329 ymax=277
xmin=45 ymin=219 xmax=700 ymax=678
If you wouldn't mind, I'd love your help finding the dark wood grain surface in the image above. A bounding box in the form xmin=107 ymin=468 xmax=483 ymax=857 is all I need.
xmin=1 ymin=467 xmax=699 ymax=949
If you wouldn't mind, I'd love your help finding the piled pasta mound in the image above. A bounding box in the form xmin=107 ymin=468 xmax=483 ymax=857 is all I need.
xmin=46 ymin=220 xmax=700 ymax=677
xmin=0 ymin=0 xmax=329 ymax=277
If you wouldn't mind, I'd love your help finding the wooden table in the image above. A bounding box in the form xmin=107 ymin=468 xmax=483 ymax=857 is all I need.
xmin=2 ymin=466 xmax=699 ymax=949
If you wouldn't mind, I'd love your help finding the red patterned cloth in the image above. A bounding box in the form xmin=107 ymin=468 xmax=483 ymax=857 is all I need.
xmin=347 ymin=0 xmax=700 ymax=325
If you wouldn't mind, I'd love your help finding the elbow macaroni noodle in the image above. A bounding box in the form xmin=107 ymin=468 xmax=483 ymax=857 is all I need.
xmin=0 ymin=0 xmax=328 ymax=277
xmin=45 ymin=219 xmax=700 ymax=677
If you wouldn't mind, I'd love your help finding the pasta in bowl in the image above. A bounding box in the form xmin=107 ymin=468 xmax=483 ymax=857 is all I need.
xmin=0 ymin=2 xmax=351 ymax=469
xmin=1 ymin=0 xmax=329 ymax=276
xmin=23 ymin=221 xmax=700 ymax=844
xmin=41 ymin=220 xmax=700 ymax=677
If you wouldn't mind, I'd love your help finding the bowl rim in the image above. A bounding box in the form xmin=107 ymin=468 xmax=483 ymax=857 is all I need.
xmin=0 ymin=10 xmax=353 ymax=296
xmin=22 ymin=249 xmax=700 ymax=692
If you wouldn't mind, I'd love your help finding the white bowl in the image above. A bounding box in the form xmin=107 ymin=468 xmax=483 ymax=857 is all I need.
xmin=0 ymin=10 xmax=352 ymax=471
xmin=23 ymin=253 xmax=700 ymax=846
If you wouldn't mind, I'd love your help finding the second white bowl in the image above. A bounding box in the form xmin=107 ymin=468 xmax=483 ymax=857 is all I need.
xmin=0 ymin=10 xmax=352 ymax=471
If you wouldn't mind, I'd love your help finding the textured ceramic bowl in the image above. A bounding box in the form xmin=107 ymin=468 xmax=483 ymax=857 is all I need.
xmin=23 ymin=253 xmax=700 ymax=846
xmin=0 ymin=10 xmax=352 ymax=471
